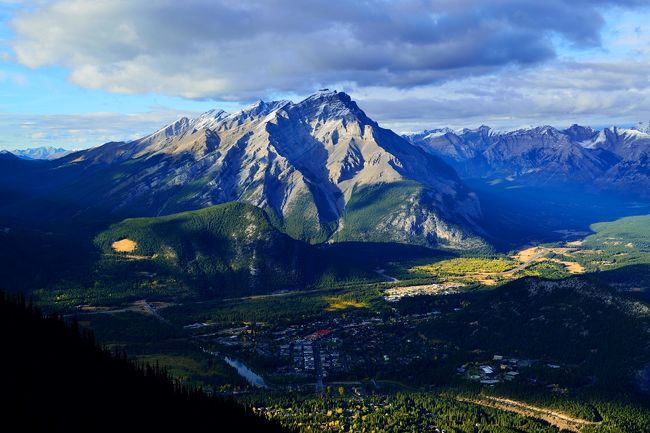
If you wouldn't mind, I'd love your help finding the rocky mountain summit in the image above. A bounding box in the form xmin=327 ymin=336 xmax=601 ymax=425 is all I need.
xmin=52 ymin=90 xmax=485 ymax=249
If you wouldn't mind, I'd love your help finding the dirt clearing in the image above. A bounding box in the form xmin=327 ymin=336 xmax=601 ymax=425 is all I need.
xmin=112 ymin=238 xmax=137 ymax=253
xmin=459 ymin=395 xmax=600 ymax=432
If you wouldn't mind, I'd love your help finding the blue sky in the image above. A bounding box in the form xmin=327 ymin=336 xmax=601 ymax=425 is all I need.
xmin=1 ymin=1 xmax=650 ymax=150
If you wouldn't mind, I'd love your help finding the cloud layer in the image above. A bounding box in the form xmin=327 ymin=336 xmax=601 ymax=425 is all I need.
xmin=11 ymin=0 xmax=646 ymax=100
xmin=0 ymin=108 xmax=195 ymax=150
xmin=359 ymin=58 xmax=650 ymax=131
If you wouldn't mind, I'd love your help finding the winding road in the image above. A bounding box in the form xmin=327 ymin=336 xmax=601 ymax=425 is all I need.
xmin=375 ymin=268 xmax=399 ymax=283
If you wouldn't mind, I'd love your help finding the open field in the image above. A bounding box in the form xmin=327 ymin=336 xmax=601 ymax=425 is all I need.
xmin=325 ymin=298 xmax=368 ymax=311
xmin=406 ymin=246 xmax=586 ymax=288
xmin=111 ymin=238 xmax=137 ymax=253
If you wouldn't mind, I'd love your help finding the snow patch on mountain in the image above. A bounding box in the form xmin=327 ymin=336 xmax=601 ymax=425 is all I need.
xmin=634 ymin=122 xmax=650 ymax=134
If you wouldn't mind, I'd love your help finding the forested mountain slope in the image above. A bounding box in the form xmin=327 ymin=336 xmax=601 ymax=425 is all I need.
xmin=0 ymin=292 xmax=287 ymax=433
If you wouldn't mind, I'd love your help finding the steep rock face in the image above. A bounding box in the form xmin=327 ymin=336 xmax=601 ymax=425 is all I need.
xmin=404 ymin=123 xmax=650 ymax=196
xmin=55 ymin=91 xmax=485 ymax=249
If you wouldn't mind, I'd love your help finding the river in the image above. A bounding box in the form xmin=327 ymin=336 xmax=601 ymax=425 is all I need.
xmin=224 ymin=356 xmax=268 ymax=389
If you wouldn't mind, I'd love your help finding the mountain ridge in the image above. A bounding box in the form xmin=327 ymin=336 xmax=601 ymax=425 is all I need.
xmin=10 ymin=146 xmax=71 ymax=160
xmin=404 ymin=123 xmax=650 ymax=195
xmin=2 ymin=91 xmax=487 ymax=250
xmin=46 ymin=91 xmax=482 ymax=248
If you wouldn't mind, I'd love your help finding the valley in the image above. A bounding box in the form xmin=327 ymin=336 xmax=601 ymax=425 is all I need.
xmin=34 ymin=217 xmax=650 ymax=432
xmin=3 ymin=93 xmax=650 ymax=432
xmin=5 ymin=2 xmax=650 ymax=431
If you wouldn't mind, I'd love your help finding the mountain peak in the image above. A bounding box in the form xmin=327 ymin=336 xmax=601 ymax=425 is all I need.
xmin=235 ymin=99 xmax=291 ymax=119
xmin=298 ymin=90 xmax=371 ymax=124
xmin=156 ymin=117 xmax=191 ymax=138
xmin=303 ymin=89 xmax=347 ymax=104
xmin=563 ymin=124 xmax=597 ymax=143
xmin=198 ymin=108 xmax=227 ymax=119
xmin=633 ymin=121 xmax=650 ymax=134
xmin=523 ymin=125 xmax=557 ymax=134
xmin=565 ymin=123 xmax=594 ymax=132
xmin=193 ymin=109 xmax=228 ymax=130
xmin=54 ymin=89 xmax=483 ymax=250
xmin=459 ymin=125 xmax=492 ymax=136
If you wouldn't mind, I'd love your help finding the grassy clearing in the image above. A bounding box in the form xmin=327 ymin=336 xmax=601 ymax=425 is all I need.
xmin=325 ymin=297 xmax=368 ymax=312
xmin=412 ymin=258 xmax=515 ymax=276
xmin=407 ymin=257 xmax=517 ymax=287
xmin=407 ymin=247 xmax=588 ymax=289
xmin=111 ymin=238 xmax=137 ymax=253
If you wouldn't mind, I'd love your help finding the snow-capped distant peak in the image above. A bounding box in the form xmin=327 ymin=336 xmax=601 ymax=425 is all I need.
xmin=580 ymin=129 xmax=608 ymax=149
xmin=11 ymin=146 xmax=71 ymax=160
xmin=424 ymin=128 xmax=455 ymax=138
xmin=620 ymin=128 xmax=650 ymax=137
xmin=509 ymin=125 xmax=557 ymax=134
xmin=454 ymin=125 xmax=494 ymax=137
xmin=633 ymin=121 xmax=650 ymax=134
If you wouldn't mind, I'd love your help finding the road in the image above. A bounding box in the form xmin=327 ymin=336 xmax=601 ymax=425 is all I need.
xmin=459 ymin=396 xmax=601 ymax=432
xmin=63 ymin=307 xmax=131 ymax=318
xmin=375 ymin=268 xmax=399 ymax=283
xmin=502 ymin=249 xmax=548 ymax=275
xmin=64 ymin=299 xmax=172 ymax=324
xmin=141 ymin=300 xmax=170 ymax=324
xmin=223 ymin=287 xmax=334 ymax=302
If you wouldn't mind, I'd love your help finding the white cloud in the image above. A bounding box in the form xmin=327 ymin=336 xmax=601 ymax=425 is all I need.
xmin=0 ymin=108 xmax=199 ymax=150
xmin=357 ymin=59 xmax=650 ymax=131
xmin=4 ymin=0 xmax=650 ymax=134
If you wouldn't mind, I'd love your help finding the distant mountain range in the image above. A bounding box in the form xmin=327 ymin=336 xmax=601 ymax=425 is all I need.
xmin=8 ymin=146 xmax=71 ymax=160
xmin=3 ymin=91 xmax=650 ymax=252
xmin=403 ymin=122 xmax=650 ymax=195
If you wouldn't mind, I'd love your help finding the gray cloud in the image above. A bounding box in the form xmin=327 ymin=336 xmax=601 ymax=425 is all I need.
xmin=10 ymin=0 xmax=647 ymax=99
xmin=359 ymin=59 xmax=650 ymax=132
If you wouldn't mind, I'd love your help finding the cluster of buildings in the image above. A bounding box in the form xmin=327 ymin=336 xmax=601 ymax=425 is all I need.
xmin=457 ymin=355 xmax=533 ymax=385
xmin=384 ymin=283 xmax=461 ymax=302
xmin=458 ymin=355 xmax=568 ymax=390
xmin=198 ymin=305 xmax=465 ymax=392
xmin=279 ymin=330 xmax=343 ymax=378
